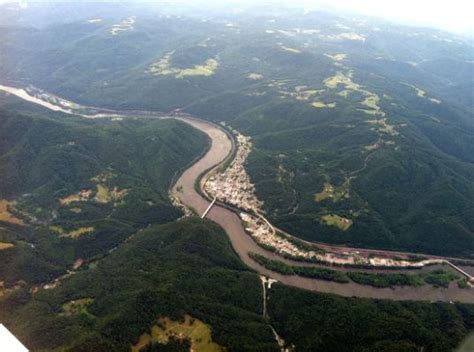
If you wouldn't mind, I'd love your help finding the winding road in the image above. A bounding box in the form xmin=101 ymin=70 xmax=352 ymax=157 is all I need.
xmin=170 ymin=117 xmax=474 ymax=302
xmin=2 ymin=84 xmax=474 ymax=302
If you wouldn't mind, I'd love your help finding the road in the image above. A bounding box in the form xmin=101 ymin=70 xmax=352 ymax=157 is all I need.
xmin=2 ymin=83 xmax=474 ymax=302
xmin=171 ymin=116 xmax=474 ymax=302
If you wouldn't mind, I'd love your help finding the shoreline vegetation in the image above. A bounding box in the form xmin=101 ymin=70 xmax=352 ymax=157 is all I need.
xmin=249 ymin=252 xmax=465 ymax=289
xmin=1 ymin=85 xmax=473 ymax=301
xmin=0 ymin=7 xmax=473 ymax=351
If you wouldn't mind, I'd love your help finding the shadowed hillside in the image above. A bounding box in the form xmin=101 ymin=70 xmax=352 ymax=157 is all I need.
xmin=0 ymin=102 xmax=208 ymax=287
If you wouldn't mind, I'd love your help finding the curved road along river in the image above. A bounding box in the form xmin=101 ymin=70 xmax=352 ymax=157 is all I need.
xmin=1 ymin=84 xmax=473 ymax=302
xmin=172 ymin=118 xmax=474 ymax=303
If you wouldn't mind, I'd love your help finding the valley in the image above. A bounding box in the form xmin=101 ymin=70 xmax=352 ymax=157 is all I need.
xmin=2 ymin=6 xmax=473 ymax=259
xmin=0 ymin=5 xmax=473 ymax=350
xmin=2 ymin=83 xmax=473 ymax=302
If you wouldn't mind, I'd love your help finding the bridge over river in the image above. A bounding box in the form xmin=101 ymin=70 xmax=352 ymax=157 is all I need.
xmin=2 ymin=83 xmax=474 ymax=303
xmin=170 ymin=115 xmax=474 ymax=302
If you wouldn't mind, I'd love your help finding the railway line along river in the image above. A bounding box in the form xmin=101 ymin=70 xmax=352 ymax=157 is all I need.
xmin=1 ymin=83 xmax=473 ymax=302
xmin=171 ymin=117 xmax=474 ymax=302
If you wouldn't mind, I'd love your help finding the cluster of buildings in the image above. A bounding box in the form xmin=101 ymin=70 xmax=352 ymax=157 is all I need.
xmin=240 ymin=211 xmax=319 ymax=259
xmin=240 ymin=212 xmax=355 ymax=265
xmin=204 ymin=130 xmax=445 ymax=270
xmin=204 ymin=133 xmax=263 ymax=213
xmin=242 ymin=207 xmax=445 ymax=268
xmin=25 ymin=86 xmax=75 ymax=110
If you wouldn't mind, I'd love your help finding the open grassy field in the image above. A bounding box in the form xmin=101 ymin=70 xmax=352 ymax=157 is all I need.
xmin=61 ymin=298 xmax=94 ymax=317
xmin=63 ymin=227 xmax=95 ymax=239
xmin=247 ymin=73 xmax=263 ymax=80
xmin=279 ymin=86 xmax=325 ymax=103
xmin=280 ymin=45 xmax=302 ymax=53
xmin=311 ymin=101 xmax=336 ymax=108
xmin=315 ymin=182 xmax=349 ymax=203
xmin=59 ymin=194 xmax=84 ymax=206
xmin=132 ymin=314 xmax=223 ymax=352
xmin=94 ymin=184 xmax=112 ymax=204
xmin=50 ymin=226 xmax=95 ymax=238
xmin=403 ymin=83 xmax=442 ymax=104
xmin=361 ymin=95 xmax=385 ymax=116
xmin=0 ymin=200 xmax=24 ymax=225
xmin=324 ymin=72 xmax=361 ymax=91
xmin=110 ymin=16 xmax=135 ymax=35
xmin=366 ymin=118 xmax=399 ymax=136
xmin=149 ymin=52 xmax=219 ymax=78
xmin=321 ymin=214 xmax=353 ymax=231
xmin=0 ymin=7 xmax=472 ymax=351
xmin=0 ymin=242 xmax=14 ymax=250
xmin=324 ymin=72 xmax=386 ymax=117
xmin=324 ymin=53 xmax=347 ymax=61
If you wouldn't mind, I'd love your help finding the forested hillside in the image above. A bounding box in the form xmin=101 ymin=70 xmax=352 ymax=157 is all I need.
xmin=1 ymin=219 xmax=277 ymax=351
xmin=269 ymin=283 xmax=474 ymax=352
xmin=0 ymin=101 xmax=208 ymax=288
xmin=0 ymin=3 xmax=473 ymax=351
xmin=2 ymin=218 xmax=473 ymax=351
xmin=2 ymin=6 xmax=472 ymax=256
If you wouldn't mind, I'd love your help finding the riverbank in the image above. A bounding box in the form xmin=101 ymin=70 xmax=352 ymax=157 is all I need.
xmin=170 ymin=117 xmax=474 ymax=302
xmin=2 ymin=83 xmax=474 ymax=302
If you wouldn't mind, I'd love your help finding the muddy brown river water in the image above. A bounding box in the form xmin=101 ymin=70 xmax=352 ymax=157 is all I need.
xmin=172 ymin=117 xmax=474 ymax=303
xmin=1 ymin=84 xmax=473 ymax=302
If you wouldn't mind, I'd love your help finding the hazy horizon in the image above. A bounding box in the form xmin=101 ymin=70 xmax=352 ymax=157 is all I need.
xmin=1 ymin=0 xmax=473 ymax=35
xmin=1 ymin=0 xmax=473 ymax=349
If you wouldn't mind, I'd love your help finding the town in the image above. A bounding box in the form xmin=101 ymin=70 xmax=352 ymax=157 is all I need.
xmin=204 ymin=132 xmax=263 ymax=214
xmin=204 ymin=129 xmax=447 ymax=270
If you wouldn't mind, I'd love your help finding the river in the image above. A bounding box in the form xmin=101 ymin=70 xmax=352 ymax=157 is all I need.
xmin=171 ymin=117 xmax=474 ymax=302
xmin=2 ymin=84 xmax=474 ymax=302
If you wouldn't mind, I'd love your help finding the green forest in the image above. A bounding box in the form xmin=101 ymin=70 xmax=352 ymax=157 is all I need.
xmin=0 ymin=104 xmax=208 ymax=287
xmin=2 ymin=218 xmax=473 ymax=351
xmin=250 ymin=252 xmax=463 ymax=288
xmin=2 ymin=5 xmax=472 ymax=256
xmin=0 ymin=3 xmax=473 ymax=351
